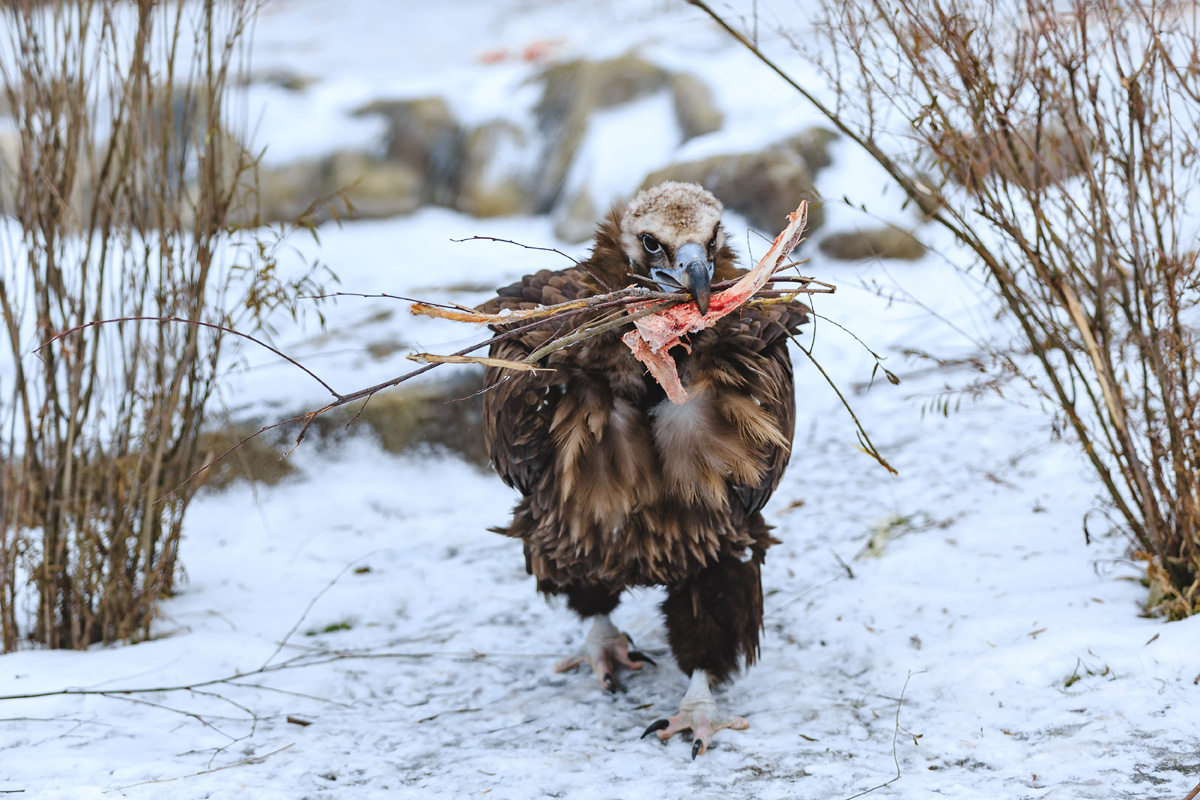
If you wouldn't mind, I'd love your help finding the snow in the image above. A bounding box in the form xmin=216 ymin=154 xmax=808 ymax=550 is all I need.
xmin=2 ymin=1 xmax=1199 ymax=798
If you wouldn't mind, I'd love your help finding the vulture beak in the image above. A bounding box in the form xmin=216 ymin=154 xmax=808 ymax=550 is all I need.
xmin=652 ymin=242 xmax=713 ymax=315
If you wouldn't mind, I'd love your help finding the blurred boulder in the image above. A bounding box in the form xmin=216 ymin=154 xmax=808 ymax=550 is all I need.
xmin=252 ymin=150 xmax=422 ymax=225
xmin=781 ymin=126 xmax=839 ymax=174
xmin=249 ymin=68 xmax=316 ymax=92
xmin=250 ymin=96 xmax=466 ymax=225
xmin=0 ymin=128 xmax=17 ymax=215
xmin=229 ymin=58 xmax=731 ymax=229
xmin=552 ymin=186 xmax=600 ymax=244
xmin=531 ymin=55 xmax=671 ymax=213
xmin=456 ymin=120 xmax=530 ymax=218
xmin=818 ymin=225 xmax=926 ymax=261
xmin=942 ymin=114 xmax=1094 ymax=191
xmin=669 ymin=72 xmax=724 ymax=142
xmin=530 ymin=55 xmax=723 ymax=213
xmin=642 ymin=146 xmax=823 ymax=236
xmin=253 ymin=156 xmax=328 ymax=223
xmin=354 ymin=96 xmax=466 ymax=207
xmin=327 ymin=151 xmax=424 ymax=219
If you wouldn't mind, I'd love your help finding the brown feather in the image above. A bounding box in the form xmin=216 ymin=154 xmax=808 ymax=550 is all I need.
xmin=480 ymin=183 xmax=807 ymax=683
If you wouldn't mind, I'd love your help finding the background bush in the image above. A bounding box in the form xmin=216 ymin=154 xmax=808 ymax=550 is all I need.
xmin=0 ymin=0 xmax=323 ymax=650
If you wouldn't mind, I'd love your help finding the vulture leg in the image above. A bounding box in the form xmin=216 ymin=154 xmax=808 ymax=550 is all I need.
xmin=552 ymin=583 xmax=653 ymax=692
xmin=648 ymin=553 xmax=763 ymax=755
xmin=641 ymin=669 xmax=749 ymax=758
xmin=554 ymin=614 xmax=652 ymax=692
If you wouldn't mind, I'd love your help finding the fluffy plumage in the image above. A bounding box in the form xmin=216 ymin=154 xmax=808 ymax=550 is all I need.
xmin=479 ymin=182 xmax=807 ymax=749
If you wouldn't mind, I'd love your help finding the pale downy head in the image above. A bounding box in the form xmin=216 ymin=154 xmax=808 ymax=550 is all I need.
xmin=621 ymin=181 xmax=726 ymax=315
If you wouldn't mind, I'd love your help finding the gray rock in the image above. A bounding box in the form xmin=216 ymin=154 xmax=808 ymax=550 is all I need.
xmin=943 ymin=114 xmax=1093 ymax=190
xmin=248 ymin=96 xmax=473 ymax=225
xmin=552 ymin=187 xmax=601 ymax=244
xmin=529 ymin=55 xmax=724 ymax=215
xmin=781 ymin=126 xmax=839 ymax=174
xmin=531 ymin=55 xmax=672 ymax=213
xmin=0 ymin=129 xmax=17 ymax=215
xmin=249 ymin=69 xmax=316 ymax=92
xmin=669 ymin=72 xmax=724 ymax=141
xmin=818 ymin=225 xmax=926 ymax=261
xmin=456 ymin=120 xmax=530 ymax=218
xmin=354 ymin=96 xmax=465 ymax=207
xmin=251 ymin=150 xmax=422 ymax=226
xmin=326 ymin=151 xmax=423 ymax=219
xmin=252 ymin=157 xmax=329 ymax=224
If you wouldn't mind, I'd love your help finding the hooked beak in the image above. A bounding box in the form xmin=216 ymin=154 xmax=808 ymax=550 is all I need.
xmin=651 ymin=242 xmax=713 ymax=315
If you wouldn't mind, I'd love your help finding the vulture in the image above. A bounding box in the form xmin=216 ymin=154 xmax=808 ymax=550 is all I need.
xmin=479 ymin=182 xmax=807 ymax=758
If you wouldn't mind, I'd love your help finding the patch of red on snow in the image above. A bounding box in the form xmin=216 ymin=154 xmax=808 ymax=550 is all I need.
xmin=477 ymin=39 xmax=565 ymax=65
xmin=622 ymin=201 xmax=808 ymax=405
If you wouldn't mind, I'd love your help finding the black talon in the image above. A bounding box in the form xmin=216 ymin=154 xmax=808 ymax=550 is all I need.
xmin=602 ymin=673 xmax=616 ymax=693
xmin=692 ymin=739 xmax=704 ymax=760
xmin=628 ymin=650 xmax=656 ymax=666
xmin=641 ymin=718 xmax=670 ymax=739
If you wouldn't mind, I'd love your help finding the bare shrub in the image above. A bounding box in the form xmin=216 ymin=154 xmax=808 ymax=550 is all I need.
xmin=693 ymin=0 xmax=1200 ymax=617
xmin=0 ymin=0 xmax=324 ymax=650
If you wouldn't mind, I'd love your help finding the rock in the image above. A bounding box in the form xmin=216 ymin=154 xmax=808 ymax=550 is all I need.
xmin=818 ymin=225 xmax=926 ymax=261
xmin=456 ymin=120 xmax=531 ymax=218
xmin=197 ymin=425 xmax=296 ymax=489
xmin=530 ymin=55 xmax=722 ymax=215
xmin=669 ymin=72 xmax=723 ymax=141
xmin=535 ymin=55 xmax=669 ymax=119
xmin=311 ymin=369 xmax=490 ymax=467
xmin=531 ymin=54 xmax=673 ymax=212
xmin=252 ymin=157 xmax=328 ymax=224
xmin=781 ymin=126 xmax=839 ymax=174
xmin=250 ymin=69 xmax=316 ymax=92
xmin=0 ymin=129 xmax=17 ymax=215
xmin=943 ymin=113 xmax=1093 ymax=190
xmin=326 ymin=150 xmax=423 ymax=219
xmin=641 ymin=146 xmax=823 ymax=236
xmin=249 ymin=95 xmax=475 ymax=225
xmin=354 ymin=96 xmax=465 ymax=207
xmin=251 ymin=150 xmax=422 ymax=225
xmin=552 ymin=187 xmax=600 ymax=244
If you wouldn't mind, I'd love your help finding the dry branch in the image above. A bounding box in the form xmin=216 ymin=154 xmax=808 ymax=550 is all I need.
xmin=406 ymin=353 xmax=551 ymax=371
xmin=695 ymin=0 xmax=1200 ymax=616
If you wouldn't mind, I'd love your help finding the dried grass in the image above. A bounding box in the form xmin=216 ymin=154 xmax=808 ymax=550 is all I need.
xmin=0 ymin=0 xmax=325 ymax=650
xmin=694 ymin=0 xmax=1200 ymax=616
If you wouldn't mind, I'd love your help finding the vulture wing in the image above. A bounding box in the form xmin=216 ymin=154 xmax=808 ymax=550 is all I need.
xmin=479 ymin=267 xmax=592 ymax=495
xmin=720 ymin=301 xmax=809 ymax=515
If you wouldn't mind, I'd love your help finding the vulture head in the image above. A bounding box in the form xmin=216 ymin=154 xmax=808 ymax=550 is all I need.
xmin=620 ymin=182 xmax=726 ymax=315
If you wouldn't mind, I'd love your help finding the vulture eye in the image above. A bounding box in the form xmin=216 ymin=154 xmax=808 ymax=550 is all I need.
xmin=641 ymin=234 xmax=662 ymax=254
xmin=708 ymin=229 xmax=719 ymax=251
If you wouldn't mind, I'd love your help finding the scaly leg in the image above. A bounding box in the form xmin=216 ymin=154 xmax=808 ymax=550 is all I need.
xmin=642 ymin=669 xmax=748 ymax=758
xmin=555 ymin=614 xmax=656 ymax=692
xmin=648 ymin=551 xmax=765 ymax=757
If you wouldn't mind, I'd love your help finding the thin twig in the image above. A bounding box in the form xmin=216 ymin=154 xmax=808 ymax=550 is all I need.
xmin=841 ymin=671 xmax=921 ymax=800
xmin=523 ymin=296 xmax=689 ymax=363
xmin=38 ymin=315 xmax=339 ymax=399
xmin=789 ymin=332 xmax=898 ymax=475
xmin=450 ymin=235 xmax=579 ymax=265
xmin=109 ymin=743 xmax=295 ymax=792
xmin=261 ymin=554 xmax=378 ymax=670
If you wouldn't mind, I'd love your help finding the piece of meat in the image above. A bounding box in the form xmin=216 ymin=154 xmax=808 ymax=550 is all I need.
xmin=621 ymin=201 xmax=808 ymax=404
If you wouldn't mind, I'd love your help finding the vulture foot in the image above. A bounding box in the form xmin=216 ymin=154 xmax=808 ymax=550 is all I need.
xmin=641 ymin=669 xmax=747 ymax=758
xmin=555 ymin=615 xmax=653 ymax=692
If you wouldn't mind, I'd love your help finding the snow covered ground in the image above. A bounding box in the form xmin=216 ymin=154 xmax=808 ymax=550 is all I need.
xmin=2 ymin=1 xmax=1199 ymax=798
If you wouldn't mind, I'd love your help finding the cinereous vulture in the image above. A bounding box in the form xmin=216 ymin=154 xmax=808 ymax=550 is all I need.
xmin=479 ymin=182 xmax=808 ymax=758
